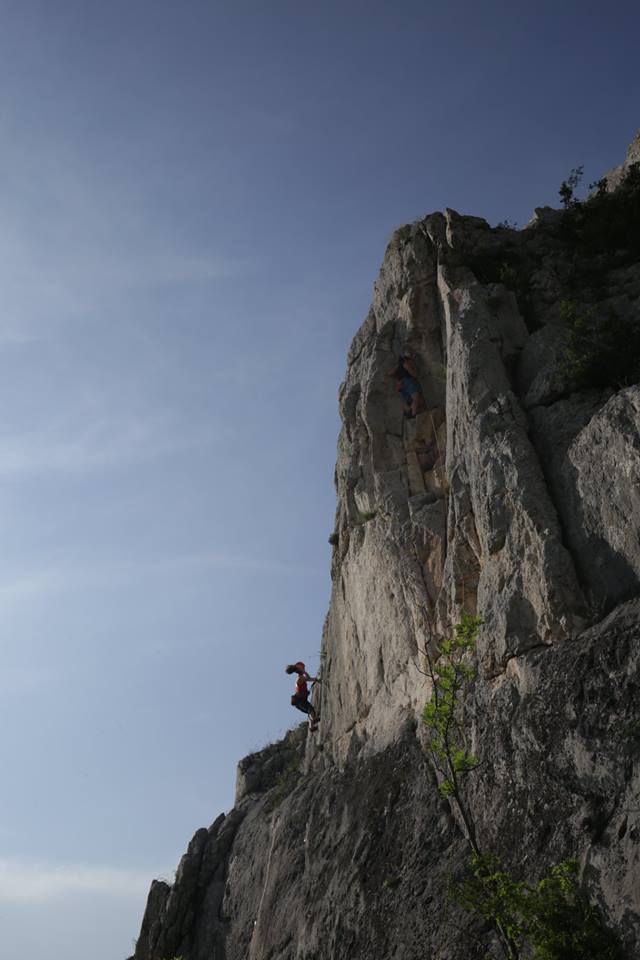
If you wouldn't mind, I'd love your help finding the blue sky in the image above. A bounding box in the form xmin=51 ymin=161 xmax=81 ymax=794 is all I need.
xmin=0 ymin=2 xmax=637 ymax=958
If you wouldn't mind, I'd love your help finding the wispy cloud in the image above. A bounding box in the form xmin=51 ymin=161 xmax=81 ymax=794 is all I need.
xmin=0 ymin=409 xmax=216 ymax=478
xmin=0 ymin=130 xmax=260 ymax=339
xmin=0 ymin=231 xmax=255 ymax=335
xmin=0 ymin=858 xmax=162 ymax=903
xmin=0 ymin=238 xmax=255 ymax=297
xmin=174 ymin=551 xmax=323 ymax=577
xmin=77 ymin=250 xmax=256 ymax=288
xmin=0 ymin=551 xmax=322 ymax=609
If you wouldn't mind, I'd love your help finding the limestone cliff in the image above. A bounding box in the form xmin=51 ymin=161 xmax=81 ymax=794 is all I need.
xmin=130 ymin=136 xmax=640 ymax=960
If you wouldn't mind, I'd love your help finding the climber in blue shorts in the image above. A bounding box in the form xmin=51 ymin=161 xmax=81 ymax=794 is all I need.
xmin=391 ymin=355 xmax=423 ymax=418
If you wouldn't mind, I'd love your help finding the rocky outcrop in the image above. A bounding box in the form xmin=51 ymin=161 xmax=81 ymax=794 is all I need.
xmin=132 ymin=731 xmax=307 ymax=960
xmin=605 ymin=130 xmax=640 ymax=190
xmin=130 ymin=135 xmax=640 ymax=960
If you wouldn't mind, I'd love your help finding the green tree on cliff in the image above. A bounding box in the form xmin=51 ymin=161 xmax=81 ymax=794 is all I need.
xmin=421 ymin=615 xmax=621 ymax=960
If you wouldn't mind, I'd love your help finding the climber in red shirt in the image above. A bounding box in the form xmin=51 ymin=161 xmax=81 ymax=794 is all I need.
xmin=285 ymin=661 xmax=321 ymax=729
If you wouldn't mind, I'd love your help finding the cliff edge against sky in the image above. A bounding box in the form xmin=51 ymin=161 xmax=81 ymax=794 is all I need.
xmin=129 ymin=133 xmax=640 ymax=960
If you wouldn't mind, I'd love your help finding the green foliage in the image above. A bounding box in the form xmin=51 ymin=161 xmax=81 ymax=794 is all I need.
xmin=422 ymin=615 xmax=481 ymax=809
xmin=529 ymin=862 xmax=622 ymax=960
xmin=467 ymin=251 xmax=509 ymax=285
xmin=559 ymin=299 xmax=640 ymax=390
xmin=588 ymin=177 xmax=609 ymax=199
xmin=453 ymin=857 xmax=622 ymax=960
xmin=466 ymin=161 xmax=640 ymax=350
xmin=264 ymin=726 xmax=307 ymax=812
xmin=623 ymin=718 xmax=640 ymax=741
xmin=266 ymin=754 xmax=302 ymax=812
xmin=498 ymin=261 xmax=536 ymax=327
xmin=498 ymin=261 xmax=519 ymax=288
xmin=382 ymin=875 xmax=401 ymax=890
xmin=559 ymin=165 xmax=584 ymax=209
xmin=467 ymin=251 xmax=535 ymax=327
xmin=422 ymin=617 xmax=622 ymax=959
xmin=561 ymin=161 xmax=640 ymax=268
xmin=454 ymin=854 xmax=526 ymax=955
xmin=353 ymin=510 xmax=377 ymax=525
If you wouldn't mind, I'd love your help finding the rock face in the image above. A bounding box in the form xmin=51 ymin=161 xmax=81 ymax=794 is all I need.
xmin=130 ymin=137 xmax=640 ymax=960
xmin=605 ymin=129 xmax=640 ymax=190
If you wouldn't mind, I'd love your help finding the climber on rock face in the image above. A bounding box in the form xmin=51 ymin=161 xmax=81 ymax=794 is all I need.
xmin=391 ymin=354 xmax=423 ymax=419
xmin=285 ymin=662 xmax=321 ymax=729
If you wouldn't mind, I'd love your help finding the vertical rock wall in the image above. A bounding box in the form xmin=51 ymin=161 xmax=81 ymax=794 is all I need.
xmin=130 ymin=140 xmax=640 ymax=960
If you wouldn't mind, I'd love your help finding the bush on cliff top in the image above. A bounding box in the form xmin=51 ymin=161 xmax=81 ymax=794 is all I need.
xmin=555 ymin=163 xmax=640 ymax=391
xmin=264 ymin=725 xmax=307 ymax=812
xmin=560 ymin=299 xmax=640 ymax=390
xmin=561 ymin=161 xmax=640 ymax=263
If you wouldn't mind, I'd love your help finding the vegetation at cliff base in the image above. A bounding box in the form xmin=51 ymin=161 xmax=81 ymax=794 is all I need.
xmin=454 ymin=856 xmax=622 ymax=960
xmin=422 ymin=614 xmax=481 ymax=841
xmin=421 ymin=616 xmax=622 ymax=960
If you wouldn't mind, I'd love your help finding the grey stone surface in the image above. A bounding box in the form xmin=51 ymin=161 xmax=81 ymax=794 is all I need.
xmin=530 ymin=387 xmax=640 ymax=612
xmin=130 ymin=138 xmax=640 ymax=959
xmin=605 ymin=129 xmax=640 ymax=190
xmin=132 ymin=597 xmax=640 ymax=959
xmin=517 ymin=324 xmax=570 ymax=408
xmin=235 ymin=728 xmax=306 ymax=804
